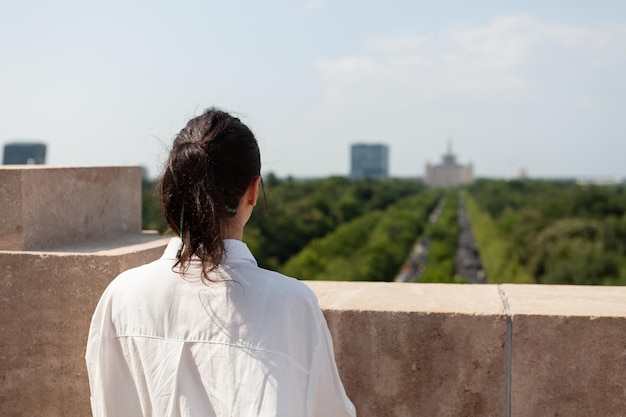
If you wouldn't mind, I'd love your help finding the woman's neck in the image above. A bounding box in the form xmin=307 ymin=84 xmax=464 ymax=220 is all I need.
xmin=222 ymin=218 xmax=245 ymax=241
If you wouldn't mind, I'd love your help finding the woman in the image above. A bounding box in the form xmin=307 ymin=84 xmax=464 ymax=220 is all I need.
xmin=85 ymin=108 xmax=356 ymax=417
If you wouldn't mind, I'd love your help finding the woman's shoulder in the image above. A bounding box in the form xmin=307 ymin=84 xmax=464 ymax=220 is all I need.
xmin=231 ymin=263 xmax=320 ymax=308
xmin=101 ymin=255 xmax=179 ymax=301
xmin=263 ymin=267 xmax=317 ymax=296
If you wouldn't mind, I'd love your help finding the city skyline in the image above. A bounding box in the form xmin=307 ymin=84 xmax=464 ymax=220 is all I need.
xmin=2 ymin=1 xmax=625 ymax=179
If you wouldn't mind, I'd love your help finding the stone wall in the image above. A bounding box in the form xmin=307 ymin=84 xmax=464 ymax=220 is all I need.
xmin=0 ymin=166 xmax=170 ymax=416
xmin=307 ymin=281 xmax=626 ymax=417
xmin=0 ymin=166 xmax=143 ymax=251
xmin=1 ymin=239 xmax=169 ymax=416
xmin=1 ymin=166 xmax=625 ymax=416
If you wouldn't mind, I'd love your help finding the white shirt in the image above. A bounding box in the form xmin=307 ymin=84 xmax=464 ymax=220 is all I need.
xmin=86 ymin=238 xmax=356 ymax=417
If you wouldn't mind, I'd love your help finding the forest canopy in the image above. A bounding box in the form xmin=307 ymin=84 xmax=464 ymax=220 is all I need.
xmin=467 ymin=179 xmax=626 ymax=285
xmin=142 ymin=176 xmax=626 ymax=285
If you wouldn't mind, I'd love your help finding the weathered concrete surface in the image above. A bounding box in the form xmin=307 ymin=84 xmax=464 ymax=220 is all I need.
xmin=0 ymin=236 xmax=169 ymax=417
xmin=502 ymin=284 xmax=626 ymax=417
xmin=0 ymin=166 xmax=142 ymax=251
xmin=305 ymin=282 xmax=508 ymax=417
xmin=3 ymin=270 xmax=626 ymax=417
xmin=0 ymin=166 xmax=169 ymax=416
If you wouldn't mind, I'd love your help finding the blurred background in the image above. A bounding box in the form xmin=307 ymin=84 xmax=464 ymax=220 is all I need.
xmin=3 ymin=0 xmax=626 ymax=285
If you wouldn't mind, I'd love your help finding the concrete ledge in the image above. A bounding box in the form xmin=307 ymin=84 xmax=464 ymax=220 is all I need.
xmin=305 ymin=282 xmax=626 ymax=417
xmin=501 ymin=284 xmax=626 ymax=416
xmin=306 ymin=282 xmax=507 ymax=417
xmin=0 ymin=235 xmax=169 ymax=417
xmin=306 ymin=281 xmax=505 ymax=314
xmin=0 ymin=166 xmax=142 ymax=250
xmin=3 ymin=267 xmax=625 ymax=417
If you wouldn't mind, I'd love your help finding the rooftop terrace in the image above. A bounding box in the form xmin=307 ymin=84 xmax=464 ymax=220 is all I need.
xmin=1 ymin=166 xmax=625 ymax=416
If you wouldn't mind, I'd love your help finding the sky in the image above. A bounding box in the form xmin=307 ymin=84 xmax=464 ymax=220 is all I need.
xmin=1 ymin=1 xmax=625 ymax=179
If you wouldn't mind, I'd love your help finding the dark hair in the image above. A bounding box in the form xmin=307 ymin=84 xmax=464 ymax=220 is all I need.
xmin=158 ymin=108 xmax=261 ymax=280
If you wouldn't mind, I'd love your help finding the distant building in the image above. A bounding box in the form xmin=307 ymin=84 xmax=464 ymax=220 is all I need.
xmin=424 ymin=143 xmax=473 ymax=188
xmin=350 ymin=143 xmax=389 ymax=179
xmin=518 ymin=168 xmax=528 ymax=180
xmin=3 ymin=142 xmax=47 ymax=165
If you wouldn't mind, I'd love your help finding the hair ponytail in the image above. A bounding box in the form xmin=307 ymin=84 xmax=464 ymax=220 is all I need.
xmin=158 ymin=108 xmax=261 ymax=281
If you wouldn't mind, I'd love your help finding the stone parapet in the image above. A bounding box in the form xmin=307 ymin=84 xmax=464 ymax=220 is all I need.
xmin=0 ymin=236 xmax=170 ymax=417
xmin=3 ymin=271 xmax=625 ymax=416
xmin=0 ymin=166 xmax=170 ymax=416
xmin=502 ymin=284 xmax=626 ymax=417
xmin=306 ymin=282 xmax=507 ymax=417
xmin=306 ymin=282 xmax=626 ymax=417
xmin=0 ymin=166 xmax=142 ymax=251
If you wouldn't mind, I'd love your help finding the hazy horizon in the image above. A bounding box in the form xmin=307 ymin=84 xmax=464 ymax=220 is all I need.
xmin=2 ymin=1 xmax=625 ymax=179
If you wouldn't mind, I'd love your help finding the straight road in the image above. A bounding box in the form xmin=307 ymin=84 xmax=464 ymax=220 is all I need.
xmin=456 ymin=195 xmax=486 ymax=283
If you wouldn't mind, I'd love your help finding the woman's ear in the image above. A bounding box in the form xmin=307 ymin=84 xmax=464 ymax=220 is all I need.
xmin=247 ymin=176 xmax=262 ymax=207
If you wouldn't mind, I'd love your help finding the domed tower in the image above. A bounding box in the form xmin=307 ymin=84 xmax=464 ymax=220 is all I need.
xmin=424 ymin=141 xmax=474 ymax=188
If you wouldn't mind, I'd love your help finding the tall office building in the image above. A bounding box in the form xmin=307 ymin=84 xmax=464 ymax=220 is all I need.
xmin=350 ymin=143 xmax=389 ymax=179
xmin=424 ymin=143 xmax=474 ymax=188
xmin=3 ymin=142 xmax=47 ymax=165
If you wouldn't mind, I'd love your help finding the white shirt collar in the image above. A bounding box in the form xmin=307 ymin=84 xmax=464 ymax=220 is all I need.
xmin=161 ymin=238 xmax=257 ymax=266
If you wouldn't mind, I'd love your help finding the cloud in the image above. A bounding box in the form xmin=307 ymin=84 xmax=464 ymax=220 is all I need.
xmin=304 ymin=1 xmax=324 ymax=10
xmin=316 ymin=15 xmax=626 ymax=102
xmin=575 ymin=95 xmax=599 ymax=110
xmin=309 ymin=14 xmax=626 ymax=177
